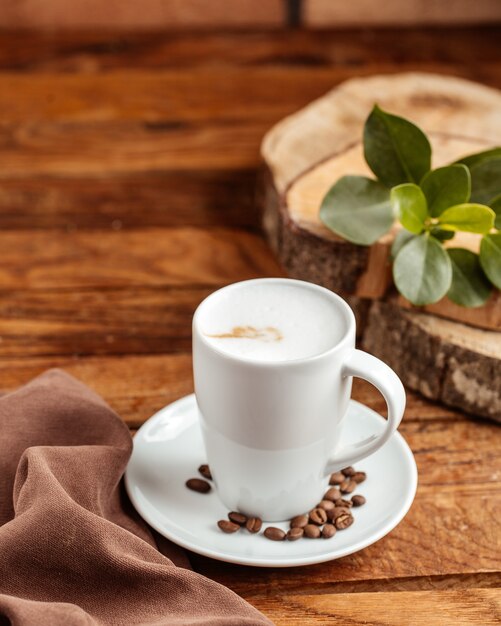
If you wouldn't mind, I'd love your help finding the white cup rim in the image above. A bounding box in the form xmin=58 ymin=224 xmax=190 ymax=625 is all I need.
xmin=192 ymin=278 xmax=356 ymax=368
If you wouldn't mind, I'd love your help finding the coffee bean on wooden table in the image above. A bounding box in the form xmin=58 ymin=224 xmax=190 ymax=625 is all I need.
xmin=286 ymin=527 xmax=304 ymax=541
xmin=304 ymin=524 xmax=321 ymax=538
xmin=264 ymin=527 xmax=286 ymax=541
xmin=245 ymin=517 xmax=262 ymax=533
xmin=186 ymin=478 xmax=211 ymax=493
xmin=341 ymin=466 xmax=356 ymax=477
xmin=353 ymin=471 xmax=366 ymax=483
xmin=228 ymin=512 xmax=247 ymax=525
xmin=218 ymin=520 xmax=240 ymax=533
xmin=351 ymin=495 xmax=366 ymax=507
xmin=318 ymin=500 xmax=335 ymax=512
xmin=290 ymin=514 xmax=309 ymax=529
xmin=198 ymin=464 xmax=212 ymax=481
xmin=324 ymin=487 xmax=341 ymax=502
xmin=339 ymin=479 xmax=356 ymax=494
xmin=309 ymin=508 xmax=328 ymax=525
xmin=322 ymin=524 xmax=336 ymax=539
xmin=329 ymin=472 xmax=344 ymax=485
xmin=334 ymin=512 xmax=354 ymax=530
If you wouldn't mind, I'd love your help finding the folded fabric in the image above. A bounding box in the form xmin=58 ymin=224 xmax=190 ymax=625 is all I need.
xmin=0 ymin=369 xmax=272 ymax=625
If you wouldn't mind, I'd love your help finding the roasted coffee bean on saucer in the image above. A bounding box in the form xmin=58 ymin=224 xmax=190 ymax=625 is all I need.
xmin=341 ymin=466 xmax=356 ymax=477
xmin=245 ymin=517 xmax=262 ymax=533
xmin=338 ymin=498 xmax=354 ymax=508
xmin=198 ymin=464 xmax=212 ymax=481
xmin=329 ymin=472 xmax=345 ymax=485
xmin=318 ymin=499 xmax=335 ymax=512
xmin=351 ymin=495 xmax=366 ymax=507
xmin=353 ymin=471 xmax=366 ymax=484
xmin=218 ymin=520 xmax=240 ymax=533
xmin=186 ymin=478 xmax=211 ymax=493
xmin=264 ymin=527 xmax=286 ymax=541
xmin=286 ymin=528 xmax=304 ymax=541
xmin=304 ymin=524 xmax=321 ymax=538
xmin=339 ymin=479 xmax=356 ymax=494
xmin=324 ymin=487 xmax=341 ymax=502
xmin=322 ymin=524 xmax=336 ymax=539
xmin=228 ymin=511 xmax=247 ymax=525
xmin=290 ymin=514 xmax=309 ymax=529
xmin=309 ymin=508 xmax=328 ymax=525
xmin=334 ymin=512 xmax=354 ymax=530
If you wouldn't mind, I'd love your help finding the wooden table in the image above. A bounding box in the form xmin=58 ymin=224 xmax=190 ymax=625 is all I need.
xmin=0 ymin=27 xmax=499 ymax=625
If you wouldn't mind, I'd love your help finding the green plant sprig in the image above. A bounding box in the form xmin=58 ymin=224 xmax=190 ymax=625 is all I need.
xmin=320 ymin=105 xmax=501 ymax=307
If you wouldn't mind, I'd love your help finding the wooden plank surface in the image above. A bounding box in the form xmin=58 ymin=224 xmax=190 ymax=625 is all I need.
xmin=0 ymin=0 xmax=285 ymax=30
xmin=304 ymin=0 xmax=501 ymax=27
xmin=0 ymin=27 xmax=499 ymax=626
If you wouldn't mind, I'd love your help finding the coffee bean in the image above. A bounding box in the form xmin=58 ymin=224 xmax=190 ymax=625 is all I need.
xmin=218 ymin=520 xmax=239 ymax=533
xmin=322 ymin=524 xmax=336 ymax=539
xmin=324 ymin=487 xmax=341 ymax=502
xmin=228 ymin=511 xmax=247 ymax=525
xmin=318 ymin=499 xmax=335 ymax=512
xmin=341 ymin=466 xmax=356 ymax=477
xmin=309 ymin=508 xmax=328 ymax=525
xmin=353 ymin=471 xmax=366 ymax=484
xmin=329 ymin=472 xmax=345 ymax=485
xmin=286 ymin=527 xmax=304 ymax=541
xmin=186 ymin=478 xmax=211 ymax=493
xmin=329 ymin=506 xmax=351 ymax=521
xmin=304 ymin=524 xmax=321 ymax=538
xmin=290 ymin=514 xmax=309 ymax=529
xmin=339 ymin=498 xmax=354 ymax=508
xmin=245 ymin=517 xmax=262 ymax=533
xmin=335 ymin=512 xmax=354 ymax=530
xmin=198 ymin=464 xmax=212 ymax=480
xmin=339 ymin=479 xmax=356 ymax=494
xmin=264 ymin=527 xmax=286 ymax=541
xmin=351 ymin=495 xmax=366 ymax=507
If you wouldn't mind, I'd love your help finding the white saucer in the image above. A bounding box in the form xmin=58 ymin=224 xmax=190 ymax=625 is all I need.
xmin=125 ymin=394 xmax=418 ymax=568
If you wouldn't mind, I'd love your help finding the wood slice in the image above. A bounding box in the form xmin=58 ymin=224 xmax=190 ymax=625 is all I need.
xmin=261 ymin=72 xmax=501 ymax=420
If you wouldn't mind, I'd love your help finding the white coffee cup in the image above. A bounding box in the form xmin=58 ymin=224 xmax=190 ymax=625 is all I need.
xmin=193 ymin=278 xmax=405 ymax=521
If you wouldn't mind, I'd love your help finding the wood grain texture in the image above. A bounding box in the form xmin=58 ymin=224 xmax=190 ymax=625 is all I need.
xmin=254 ymin=588 xmax=501 ymax=626
xmin=304 ymin=0 xmax=501 ymax=27
xmin=0 ymin=171 xmax=259 ymax=230
xmin=0 ymin=228 xmax=283 ymax=289
xmin=0 ymin=0 xmax=284 ymax=30
xmin=0 ymin=29 xmax=499 ymax=73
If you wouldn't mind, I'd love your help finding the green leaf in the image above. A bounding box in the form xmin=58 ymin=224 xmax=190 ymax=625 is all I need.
xmin=480 ymin=233 xmax=501 ymax=289
xmin=438 ymin=204 xmax=495 ymax=234
xmin=470 ymin=157 xmax=501 ymax=205
xmin=391 ymin=229 xmax=415 ymax=259
xmin=363 ymin=105 xmax=431 ymax=188
xmin=420 ymin=164 xmax=471 ymax=217
xmin=393 ymin=233 xmax=452 ymax=305
xmin=390 ymin=183 xmax=427 ymax=234
xmin=430 ymin=228 xmax=455 ymax=242
xmin=447 ymin=249 xmax=492 ymax=307
xmin=454 ymin=147 xmax=501 ymax=169
xmin=319 ymin=175 xmax=394 ymax=245
xmin=490 ymin=194 xmax=501 ymax=230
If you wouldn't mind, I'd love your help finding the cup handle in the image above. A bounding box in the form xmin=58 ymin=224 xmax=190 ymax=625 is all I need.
xmin=325 ymin=349 xmax=406 ymax=475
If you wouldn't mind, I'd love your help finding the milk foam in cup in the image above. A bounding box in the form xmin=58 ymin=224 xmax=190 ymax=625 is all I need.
xmin=200 ymin=281 xmax=345 ymax=362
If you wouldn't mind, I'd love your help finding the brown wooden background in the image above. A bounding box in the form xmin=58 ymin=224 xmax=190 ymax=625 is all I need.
xmin=0 ymin=2 xmax=499 ymax=623
xmin=0 ymin=0 xmax=500 ymax=29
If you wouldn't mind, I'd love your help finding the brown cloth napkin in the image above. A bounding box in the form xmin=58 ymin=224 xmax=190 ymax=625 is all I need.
xmin=0 ymin=369 xmax=272 ymax=626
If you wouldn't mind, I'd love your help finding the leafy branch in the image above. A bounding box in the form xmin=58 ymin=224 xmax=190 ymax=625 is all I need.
xmin=320 ymin=105 xmax=501 ymax=307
